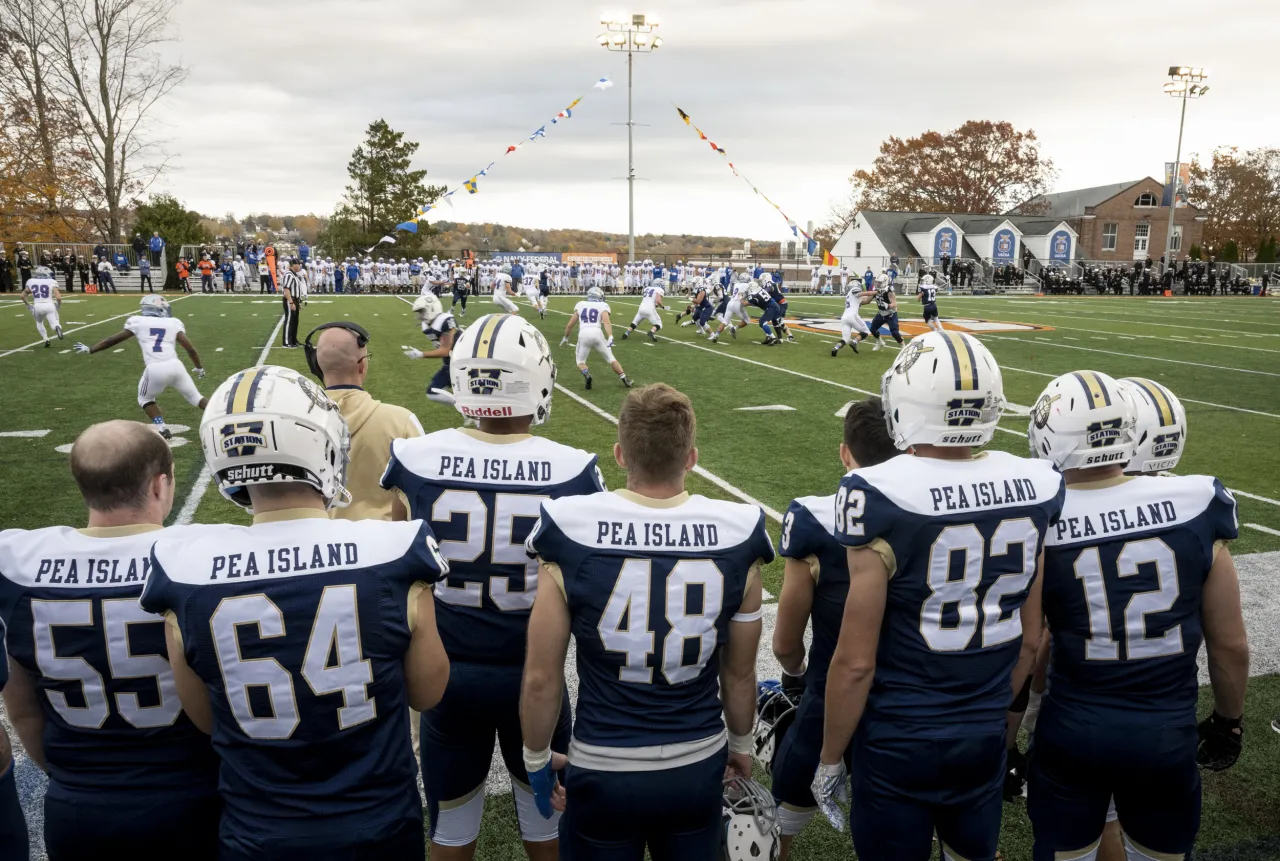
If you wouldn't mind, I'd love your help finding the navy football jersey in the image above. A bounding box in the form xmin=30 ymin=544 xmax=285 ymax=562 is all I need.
xmin=1042 ymin=474 xmax=1237 ymax=724
xmin=0 ymin=526 xmax=218 ymax=801
xmin=422 ymin=312 xmax=460 ymax=350
xmin=835 ymin=452 xmax=1065 ymax=734
xmin=874 ymin=286 xmax=896 ymax=314
xmin=779 ymin=495 xmax=848 ymax=692
xmin=918 ymin=284 xmax=938 ymax=304
xmin=529 ymin=490 xmax=775 ymax=769
xmin=381 ymin=428 xmax=604 ymax=666
xmin=140 ymin=514 xmax=446 ymax=836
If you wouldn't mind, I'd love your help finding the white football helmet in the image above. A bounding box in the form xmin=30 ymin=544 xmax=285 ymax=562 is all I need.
xmin=586 ymin=286 xmax=605 ymax=302
xmin=139 ymin=295 xmax=171 ymax=317
xmin=1028 ymin=371 xmax=1138 ymax=471
xmin=201 ymin=365 xmax=350 ymax=511
xmin=413 ymin=293 xmax=443 ymax=324
xmin=920 ymin=274 xmax=935 ymax=286
xmin=722 ymin=777 xmax=780 ymax=861
xmin=881 ymin=331 xmax=1004 ymax=449
xmin=1118 ymin=377 xmax=1187 ymax=474
xmin=752 ymin=681 xmax=799 ymax=775
xmin=450 ymin=314 xmax=555 ymax=425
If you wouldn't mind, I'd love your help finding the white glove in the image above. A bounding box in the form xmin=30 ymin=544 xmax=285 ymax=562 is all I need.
xmin=402 ymin=346 xmax=424 ymax=360
xmin=811 ymin=759 xmax=849 ymax=832
xmin=73 ymin=342 xmax=90 ymax=354
xmin=606 ymin=337 xmax=614 ymax=348
xmin=193 ymin=367 xmax=206 ymax=379
xmin=559 ymin=337 xmax=569 ymax=347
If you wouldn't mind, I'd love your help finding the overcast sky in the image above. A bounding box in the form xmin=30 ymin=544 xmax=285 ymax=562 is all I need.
xmin=155 ymin=0 xmax=1278 ymax=241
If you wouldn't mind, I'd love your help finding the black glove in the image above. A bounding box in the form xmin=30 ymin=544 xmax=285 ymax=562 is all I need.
xmin=1197 ymin=711 xmax=1243 ymax=772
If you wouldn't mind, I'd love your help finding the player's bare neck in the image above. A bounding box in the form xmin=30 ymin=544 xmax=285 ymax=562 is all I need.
xmin=86 ymin=506 xmax=161 ymax=529
xmin=248 ymin=483 xmax=328 ymax=514
xmin=911 ymin=444 xmax=974 ymax=461
xmin=1063 ymin=465 xmax=1126 ymax=487
xmin=624 ymin=476 xmax=687 ymax=500
xmin=478 ymin=417 xmax=534 ymax=436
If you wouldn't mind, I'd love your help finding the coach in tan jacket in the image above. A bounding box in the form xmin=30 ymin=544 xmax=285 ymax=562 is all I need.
xmin=315 ymin=326 xmax=424 ymax=521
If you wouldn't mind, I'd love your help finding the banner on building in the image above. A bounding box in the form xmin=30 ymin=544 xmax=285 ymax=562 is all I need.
xmin=562 ymin=252 xmax=618 ymax=264
xmin=993 ymin=228 xmax=1017 ymax=261
xmin=933 ymin=227 xmax=959 ymax=262
xmin=1049 ymin=230 xmax=1072 ymax=261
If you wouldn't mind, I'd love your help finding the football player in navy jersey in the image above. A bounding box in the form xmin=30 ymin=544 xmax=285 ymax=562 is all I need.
xmin=916 ymin=273 xmax=944 ymax=333
xmin=381 ymin=314 xmax=603 ymax=861
xmin=521 ymin=383 xmax=775 ymax=861
xmin=139 ymin=365 xmax=452 ymax=861
xmin=0 ymin=619 xmax=30 ymax=860
xmin=768 ymin=397 xmax=897 ymax=859
xmin=865 ymin=278 xmax=904 ymax=352
xmin=1026 ymin=371 xmax=1248 ymax=861
xmin=0 ymin=420 xmax=218 ymax=861
xmin=404 ymin=292 xmax=463 ymax=407
xmin=814 ymin=331 xmax=1065 ymax=861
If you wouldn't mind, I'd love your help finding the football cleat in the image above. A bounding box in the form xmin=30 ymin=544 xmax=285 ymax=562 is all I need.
xmin=872 ymin=339 xmax=882 ymax=351
xmin=831 ymin=346 xmax=839 ymax=357
xmin=648 ymin=330 xmax=657 ymax=342
xmin=584 ymin=372 xmax=592 ymax=390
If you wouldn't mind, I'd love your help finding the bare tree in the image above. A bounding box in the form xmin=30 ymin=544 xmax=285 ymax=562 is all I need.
xmin=45 ymin=0 xmax=185 ymax=239
xmin=0 ymin=0 xmax=61 ymax=181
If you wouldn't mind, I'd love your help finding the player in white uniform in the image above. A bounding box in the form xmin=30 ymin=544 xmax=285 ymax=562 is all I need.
xmin=492 ymin=265 xmax=520 ymax=313
xmin=560 ymin=286 xmax=634 ymax=390
xmin=623 ymin=280 xmax=665 ymax=341
xmin=709 ymin=274 xmax=753 ymax=343
xmin=73 ymin=295 xmax=208 ymax=438
xmin=20 ymin=266 xmax=64 ymax=347
xmin=809 ymin=267 xmax=821 ymax=294
xmin=830 ymin=280 xmax=872 ymax=356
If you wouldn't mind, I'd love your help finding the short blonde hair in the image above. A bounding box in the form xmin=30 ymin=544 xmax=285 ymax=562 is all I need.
xmin=618 ymin=384 xmax=696 ymax=484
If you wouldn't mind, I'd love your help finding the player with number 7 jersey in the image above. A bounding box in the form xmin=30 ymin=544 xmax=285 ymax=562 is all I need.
xmin=140 ymin=366 xmax=452 ymax=861
xmin=816 ymin=330 xmax=1064 ymax=861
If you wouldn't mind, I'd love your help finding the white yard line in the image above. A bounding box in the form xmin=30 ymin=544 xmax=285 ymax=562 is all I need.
xmin=0 ymin=295 xmax=194 ymax=359
xmin=173 ymin=313 xmax=284 ymax=526
xmin=1244 ymin=523 xmax=1280 ymax=538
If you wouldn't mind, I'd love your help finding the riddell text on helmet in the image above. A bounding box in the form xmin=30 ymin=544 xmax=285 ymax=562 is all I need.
xmin=461 ymin=404 xmax=515 ymax=418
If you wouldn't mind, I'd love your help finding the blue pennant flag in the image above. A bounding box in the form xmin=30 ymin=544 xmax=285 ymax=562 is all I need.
xmin=529 ymin=125 xmax=547 ymax=141
xmin=396 ymin=221 xmax=418 ymax=234
xmin=806 ymin=237 xmax=819 ymax=256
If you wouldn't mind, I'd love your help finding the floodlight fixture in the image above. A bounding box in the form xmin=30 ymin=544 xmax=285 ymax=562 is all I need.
xmin=1161 ymin=65 xmax=1212 ymax=272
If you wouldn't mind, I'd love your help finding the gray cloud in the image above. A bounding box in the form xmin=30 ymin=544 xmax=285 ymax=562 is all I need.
xmin=153 ymin=0 xmax=1279 ymax=238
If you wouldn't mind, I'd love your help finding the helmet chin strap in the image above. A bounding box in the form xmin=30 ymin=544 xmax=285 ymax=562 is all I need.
xmin=327 ymin=484 xmax=353 ymax=511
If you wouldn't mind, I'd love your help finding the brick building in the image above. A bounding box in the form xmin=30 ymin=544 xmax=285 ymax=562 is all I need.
xmin=1015 ymin=177 xmax=1205 ymax=263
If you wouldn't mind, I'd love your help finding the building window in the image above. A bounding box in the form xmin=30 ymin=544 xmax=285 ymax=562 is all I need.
xmin=1134 ymin=192 xmax=1159 ymax=207
xmin=1134 ymin=223 xmax=1150 ymax=255
xmin=855 ymin=242 xmax=862 ymax=257
xmin=1102 ymin=222 xmax=1118 ymax=251
xmin=1170 ymin=224 xmax=1183 ymax=252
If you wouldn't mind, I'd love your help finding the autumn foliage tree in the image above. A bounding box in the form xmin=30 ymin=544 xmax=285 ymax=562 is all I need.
xmin=1187 ymin=147 xmax=1280 ymax=260
xmin=825 ymin=121 xmax=1056 ymax=235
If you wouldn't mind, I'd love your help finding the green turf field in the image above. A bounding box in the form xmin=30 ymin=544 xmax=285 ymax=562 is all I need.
xmin=1 ymin=290 xmax=1277 ymax=859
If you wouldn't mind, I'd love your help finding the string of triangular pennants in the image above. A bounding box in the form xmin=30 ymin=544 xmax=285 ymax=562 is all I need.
xmin=389 ymin=76 xmax=616 ymax=237
xmin=674 ymin=104 xmax=837 ymax=267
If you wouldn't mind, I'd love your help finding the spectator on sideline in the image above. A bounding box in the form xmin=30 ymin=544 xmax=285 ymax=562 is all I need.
xmin=197 ymin=256 xmax=215 ymax=293
xmin=0 ymin=250 xmax=12 ymax=293
xmin=15 ymin=244 xmax=32 ymax=288
xmin=176 ymin=257 xmax=192 ymax=293
xmin=131 ymin=233 xmax=146 ymax=261
xmin=139 ymin=256 xmax=154 ymax=293
xmin=298 ymin=240 xmax=310 ymax=263
xmin=96 ymin=257 xmax=117 ymax=293
xmin=149 ymin=232 xmax=164 ymax=265
xmin=220 ymin=258 xmax=235 ymax=293
xmin=314 ymin=325 xmax=424 ymax=522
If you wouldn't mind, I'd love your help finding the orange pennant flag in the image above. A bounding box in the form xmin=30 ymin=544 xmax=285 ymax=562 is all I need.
xmin=822 ymin=249 xmax=838 ymax=267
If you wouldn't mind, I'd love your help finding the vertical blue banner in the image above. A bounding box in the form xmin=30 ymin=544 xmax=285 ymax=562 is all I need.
xmin=933 ymin=227 xmax=958 ymax=262
xmin=1049 ymin=230 xmax=1072 ymax=261
xmin=993 ymin=229 xmax=1016 ymax=261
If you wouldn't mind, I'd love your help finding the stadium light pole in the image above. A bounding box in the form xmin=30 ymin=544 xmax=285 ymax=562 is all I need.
xmin=599 ymin=12 xmax=662 ymax=263
xmin=1162 ymin=66 xmax=1209 ymax=271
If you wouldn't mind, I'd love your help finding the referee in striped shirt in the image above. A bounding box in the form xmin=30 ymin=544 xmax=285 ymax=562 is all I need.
xmin=280 ymin=257 xmax=305 ymax=347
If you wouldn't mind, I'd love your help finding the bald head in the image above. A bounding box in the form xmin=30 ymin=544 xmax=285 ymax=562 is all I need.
xmin=315 ymin=326 xmax=367 ymax=387
xmin=70 ymin=420 xmax=174 ymax=516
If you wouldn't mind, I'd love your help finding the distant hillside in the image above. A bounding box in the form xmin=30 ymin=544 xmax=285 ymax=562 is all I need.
xmin=423 ymin=221 xmax=778 ymax=256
